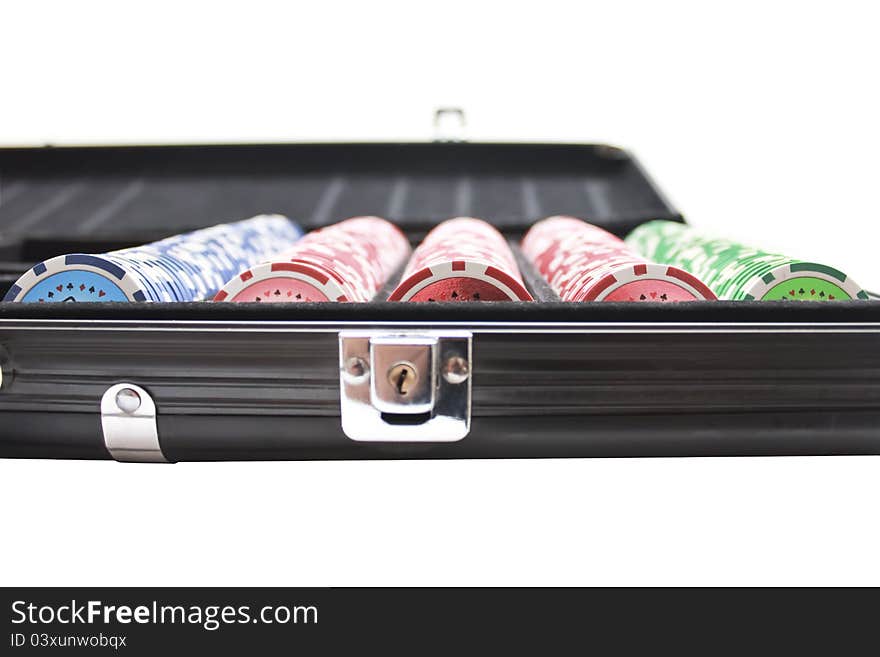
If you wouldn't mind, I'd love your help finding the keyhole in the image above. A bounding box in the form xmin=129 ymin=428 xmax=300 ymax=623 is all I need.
xmin=388 ymin=362 xmax=418 ymax=396
xmin=396 ymin=368 xmax=409 ymax=394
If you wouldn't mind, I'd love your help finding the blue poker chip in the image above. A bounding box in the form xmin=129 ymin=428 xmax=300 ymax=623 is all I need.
xmin=4 ymin=214 xmax=302 ymax=303
xmin=4 ymin=254 xmax=148 ymax=302
xmin=110 ymin=255 xmax=181 ymax=302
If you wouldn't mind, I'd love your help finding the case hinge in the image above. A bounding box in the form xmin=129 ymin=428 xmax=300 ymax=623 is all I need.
xmin=339 ymin=331 xmax=472 ymax=442
xmin=100 ymin=383 xmax=169 ymax=463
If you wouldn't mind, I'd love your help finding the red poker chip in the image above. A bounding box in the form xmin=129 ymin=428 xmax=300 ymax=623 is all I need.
xmin=522 ymin=216 xmax=716 ymax=302
xmin=214 ymin=261 xmax=352 ymax=302
xmin=388 ymin=260 xmax=533 ymax=301
xmin=388 ymin=217 xmax=533 ymax=302
xmin=215 ymin=216 xmax=410 ymax=303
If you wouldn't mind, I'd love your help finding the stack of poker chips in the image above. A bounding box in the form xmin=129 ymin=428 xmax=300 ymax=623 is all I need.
xmin=215 ymin=216 xmax=410 ymax=303
xmin=4 ymin=214 xmax=303 ymax=303
xmin=626 ymin=220 xmax=868 ymax=301
xmin=521 ymin=216 xmax=716 ymax=302
xmin=388 ymin=217 xmax=533 ymax=301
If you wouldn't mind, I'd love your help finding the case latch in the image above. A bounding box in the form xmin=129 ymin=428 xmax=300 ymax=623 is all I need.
xmin=339 ymin=331 xmax=472 ymax=442
xmin=100 ymin=382 xmax=169 ymax=463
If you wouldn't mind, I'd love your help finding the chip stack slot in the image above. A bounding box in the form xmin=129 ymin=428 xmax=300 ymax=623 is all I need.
xmin=388 ymin=217 xmax=533 ymax=302
xmin=3 ymin=214 xmax=303 ymax=303
xmin=625 ymin=220 xmax=868 ymax=301
xmin=215 ymin=216 xmax=410 ymax=303
xmin=521 ymin=216 xmax=716 ymax=302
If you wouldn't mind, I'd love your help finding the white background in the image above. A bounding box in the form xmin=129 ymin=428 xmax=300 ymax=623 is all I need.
xmin=0 ymin=0 xmax=878 ymax=586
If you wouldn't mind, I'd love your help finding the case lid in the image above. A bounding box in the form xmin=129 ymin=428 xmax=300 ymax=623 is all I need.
xmin=0 ymin=142 xmax=680 ymax=260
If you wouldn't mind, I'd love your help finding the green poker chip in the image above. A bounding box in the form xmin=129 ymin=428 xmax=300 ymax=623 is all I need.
xmin=625 ymin=221 xmax=867 ymax=302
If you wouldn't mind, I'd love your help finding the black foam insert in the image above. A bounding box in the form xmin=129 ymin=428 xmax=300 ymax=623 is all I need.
xmin=510 ymin=241 xmax=560 ymax=302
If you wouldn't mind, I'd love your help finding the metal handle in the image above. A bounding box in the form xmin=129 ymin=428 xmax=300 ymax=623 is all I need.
xmin=433 ymin=107 xmax=467 ymax=142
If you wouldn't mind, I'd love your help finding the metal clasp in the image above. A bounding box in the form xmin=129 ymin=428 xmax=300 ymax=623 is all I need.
xmin=100 ymin=383 xmax=169 ymax=463
xmin=339 ymin=331 xmax=472 ymax=442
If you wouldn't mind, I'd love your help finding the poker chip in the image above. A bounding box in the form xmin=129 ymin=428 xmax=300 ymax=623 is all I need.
xmin=521 ymin=216 xmax=716 ymax=302
xmin=214 ymin=216 xmax=411 ymax=303
xmin=625 ymin=220 xmax=869 ymax=301
xmin=4 ymin=214 xmax=303 ymax=303
xmin=388 ymin=217 xmax=533 ymax=302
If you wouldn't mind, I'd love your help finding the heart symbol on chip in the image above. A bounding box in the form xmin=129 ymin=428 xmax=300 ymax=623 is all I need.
xmin=98 ymin=290 xmax=105 ymax=297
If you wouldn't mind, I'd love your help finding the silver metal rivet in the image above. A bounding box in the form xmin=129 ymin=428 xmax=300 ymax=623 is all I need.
xmin=115 ymin=387 xmax=141 ymax=414
xmin=388 ymin=362 xmax=418 ymax=395
xmin=443 ymin=356 xmax=470 ymax=384
xmin=343 ymin=356 xmax=369 ymax=384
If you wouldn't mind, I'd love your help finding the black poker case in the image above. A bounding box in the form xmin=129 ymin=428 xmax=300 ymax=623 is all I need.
xmin=0 ymin=141 xmax=878 ymax=462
